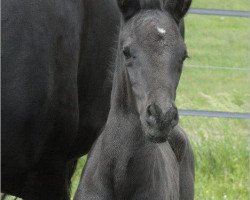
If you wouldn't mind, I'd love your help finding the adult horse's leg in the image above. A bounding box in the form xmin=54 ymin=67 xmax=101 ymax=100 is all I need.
xmin=23 ymin=156 xmax=70 ymax=200
xmin=0 ymin=194 xmax=7 ymax=200
xmin=67 ymin=159 xmax=78 ymax=195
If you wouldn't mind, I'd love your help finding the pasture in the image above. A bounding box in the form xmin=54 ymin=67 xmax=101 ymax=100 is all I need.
xmin=179 ymin=15 xmax=249 ymax=199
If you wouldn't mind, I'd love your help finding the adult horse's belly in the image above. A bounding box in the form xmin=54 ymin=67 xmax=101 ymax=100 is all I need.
xmin=1 ymin=0 xmax=81 ymax=196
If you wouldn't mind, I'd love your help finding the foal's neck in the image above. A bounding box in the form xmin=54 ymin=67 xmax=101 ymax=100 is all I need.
xmin=105 ymin=64 xmax=153 ymax=151
xmin=109 ymin=64 xmax=137 ymax=116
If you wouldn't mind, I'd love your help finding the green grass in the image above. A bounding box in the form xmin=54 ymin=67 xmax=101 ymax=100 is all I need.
xmin=176 ymin=15 xmax=250 ymax=112
xmin=71 ymin=156 xmax=87 ymax=197
xmin=175 ymin=11 xmax=250 ymax=200
xmin=184 ymin=15 xmax=250 ymax=68
xmin=180 ymin=117 xmax=249 ymax=200
xmin=192 ymin=0 xmax=250 ymax=11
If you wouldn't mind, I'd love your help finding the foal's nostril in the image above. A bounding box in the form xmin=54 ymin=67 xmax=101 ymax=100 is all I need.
xmin=146 ymin=103 xmax=179 ymax=128
xmin=146 ymin=104 xmax=161 ymax=127
xmin=147 ymin=103 xmax=159 ymax=117
xmin=146 ymin=115 xmax=157 ymax=127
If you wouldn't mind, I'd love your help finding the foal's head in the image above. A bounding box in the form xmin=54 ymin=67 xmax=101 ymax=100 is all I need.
xmin=116 ymin=0 xmax=191 ymax=143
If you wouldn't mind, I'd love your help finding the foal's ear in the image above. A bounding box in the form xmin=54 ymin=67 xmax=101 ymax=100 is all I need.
xmin=117 ymin=0 xmax=141 ymax=21
xmin=165 ymin=0 xmax=192 ymax=23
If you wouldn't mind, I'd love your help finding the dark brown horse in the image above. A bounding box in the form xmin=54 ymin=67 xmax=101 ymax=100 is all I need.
xmin=2 ymin=0 xmax=120 ymax=199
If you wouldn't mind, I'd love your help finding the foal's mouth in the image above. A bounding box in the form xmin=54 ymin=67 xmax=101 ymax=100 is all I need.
xmin=144 ymin=121 xmax=178 ymax=143
xmin=145 ymin=128 xmax=169 ymax=143
xmin=147 ymin=134 xmax=167 ymax=143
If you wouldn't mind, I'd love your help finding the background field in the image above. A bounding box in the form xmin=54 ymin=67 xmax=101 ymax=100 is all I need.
xmin=191 ymin=0 xmax=249 ymax=11
xmin=179 ymin=3 xmax=249 ymax=199
xmin=72 ymin=1 xmax=250 ymax=200
xmin=178 ymin=10 xmax=249 ymax=199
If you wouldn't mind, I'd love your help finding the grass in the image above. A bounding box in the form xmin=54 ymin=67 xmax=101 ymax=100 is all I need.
xmin=180 ymin=117 xmax=249 ymax=200
xmin=175 ymin=9 xmax=250 ymax=200
xmin=184 ymin=15 xmax=249 ymax=68
xmin=191 ymin=0 xmax=250 ymax=11
xmin=71 ymin=156 xmax=87 ymax=197
xmin=178 ymin=15 xmax=250 ymax=112
xmin=177 ymin=15 xmax=250 ymax=112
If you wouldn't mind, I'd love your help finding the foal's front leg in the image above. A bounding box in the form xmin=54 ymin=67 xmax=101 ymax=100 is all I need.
xmin=73 ymin=138 xmax=115 ymax=200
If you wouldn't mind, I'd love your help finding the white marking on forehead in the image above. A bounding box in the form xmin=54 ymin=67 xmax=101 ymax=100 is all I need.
xmin=157 ymin=27 xmax=166 ymax=34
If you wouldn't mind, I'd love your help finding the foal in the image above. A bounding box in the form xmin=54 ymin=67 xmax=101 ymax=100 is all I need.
xmin=75 ymin=0 xmax=194 ymax=199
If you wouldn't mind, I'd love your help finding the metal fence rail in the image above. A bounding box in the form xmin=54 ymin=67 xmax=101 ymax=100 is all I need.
xmin=179 ymin=109 xmax=250 ymax=119
xmin=189 ymin=8 xmax=250 ymax=18
xmin=185 ymin=64 xmax=250 ymax=72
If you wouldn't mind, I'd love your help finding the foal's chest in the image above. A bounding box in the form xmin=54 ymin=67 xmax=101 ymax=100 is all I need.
xmin=115 ymin=142 xmax=180 ymax=200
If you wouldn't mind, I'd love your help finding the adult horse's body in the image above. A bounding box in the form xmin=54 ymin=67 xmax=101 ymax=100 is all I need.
xmin=2 ymin=0 xmax=120 ymax=199
xmin=2 ymin=0 xmax=194 ymax=199
xmin=75 ymin=0 xmax=194 ymax=199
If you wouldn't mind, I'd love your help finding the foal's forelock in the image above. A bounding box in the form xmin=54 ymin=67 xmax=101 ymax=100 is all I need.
xmin=139 ymin=0 xmax=164 ymax=9
xmin=138 ymin=0 xmax=179 ymax=14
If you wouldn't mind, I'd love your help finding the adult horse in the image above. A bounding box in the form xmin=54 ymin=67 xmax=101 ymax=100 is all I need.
xmin=2 ymin=0 xmax=194 ymax=199
xmin=2 ymin=0 xmax=120 ymax=199
xmin=75 ymin=0 xmax=194 ymax=199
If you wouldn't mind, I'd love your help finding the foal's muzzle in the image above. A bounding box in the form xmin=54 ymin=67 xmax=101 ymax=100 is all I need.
xmin=145 ymin=103 xmax=179 ymax=143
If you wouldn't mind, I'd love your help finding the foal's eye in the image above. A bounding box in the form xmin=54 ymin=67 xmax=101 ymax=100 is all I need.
xmin=123 ymin=46 xmax=131 ymax=59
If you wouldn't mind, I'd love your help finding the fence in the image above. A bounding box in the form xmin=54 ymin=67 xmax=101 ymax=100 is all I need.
xmin=189 ymin=8 xmax=250 ymax=18
xmin=179 ymin=8 xmax=250 ymax=119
